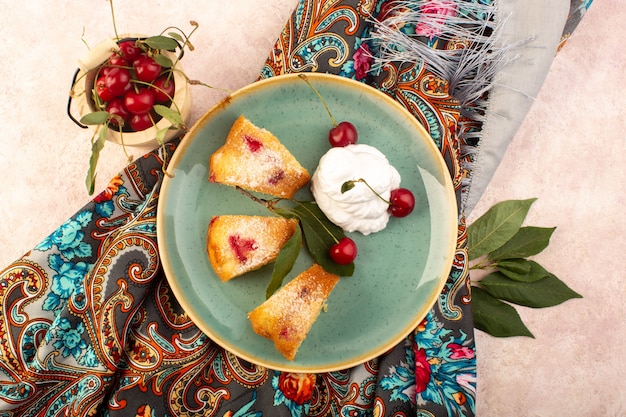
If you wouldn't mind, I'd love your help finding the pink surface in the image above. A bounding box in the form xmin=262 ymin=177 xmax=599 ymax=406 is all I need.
xmin=468 ymin=1 xmax=626 ymax=414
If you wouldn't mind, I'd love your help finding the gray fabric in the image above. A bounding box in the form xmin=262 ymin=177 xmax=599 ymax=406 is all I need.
xmin=463 ymin=0 xmax=570 ymax=214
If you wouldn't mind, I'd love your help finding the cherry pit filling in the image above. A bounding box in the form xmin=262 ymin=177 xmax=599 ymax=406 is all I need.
xmin=228 ymin=234 xmax=258 ymax=264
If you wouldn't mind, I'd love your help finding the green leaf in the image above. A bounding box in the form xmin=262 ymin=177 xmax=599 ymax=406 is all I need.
xmin=495 ymin=258 xmax=531 ymax=275
xmin=266 ymin=225 xmax=302 ymax=299
xmin=489 ymin=226 xmax=556 ymax=260
xmin=85 ymin=127 xmax=107 ymax=195
xmin=152 ymin=53 xmax=174 ymax=68
xmin=273 ymin=207 xmax=298 ymax=220
xmin=480 ymin=272 xmax=583 ymax=308
xmin=472 ymin=286 xmax=534 ymax=338
xmin=341 ymin=181 xmax=355 ymax=193
xmin=497 ymin=259 xmax=551 ymax=283
xmin=291 ymin=201 xmax=354 ymax=277
xmin=467 ymin=198 xmax=536 ymax=260
xmin=155 ymin=128 xmax=168 ymax=147
xmin=143 ymin=35 xmax=179 ymax=51
xmin=154 ymin=104 xmax=183 ymax=127
xmin=80 ymin=111 xmax=111 ymax=125
xmin=167 ymin=32 xmax=184 ymax=42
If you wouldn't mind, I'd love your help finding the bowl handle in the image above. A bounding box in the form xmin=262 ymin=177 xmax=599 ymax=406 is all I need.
xmin=67 ymin=68 xmax=89 ymax=129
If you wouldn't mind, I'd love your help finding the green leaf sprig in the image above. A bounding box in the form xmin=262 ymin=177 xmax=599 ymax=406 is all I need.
xmin=468 ymin=199 xmax=582 ymax=338
xmin=80 ymin=111 xmax=127 ymax=194
xmin=79 ymin=98 xmax=185 ymax=194
xmin=236 ymin=187 xmax=354 ymax=298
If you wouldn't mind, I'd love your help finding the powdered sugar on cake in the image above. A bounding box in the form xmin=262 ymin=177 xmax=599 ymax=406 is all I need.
xmin=207 ymin=215 xmax=298 ymax=282
xmin=247 ymin=264 xmax=339 ymax=361
xmin=209 ymin=115 xmax=310 ymax=198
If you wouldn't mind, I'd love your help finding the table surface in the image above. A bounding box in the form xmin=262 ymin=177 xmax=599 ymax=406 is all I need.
xmin=0 ymin=1 xmax=624 ymax=415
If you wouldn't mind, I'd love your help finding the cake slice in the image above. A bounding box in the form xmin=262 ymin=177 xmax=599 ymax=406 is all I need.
xmin=209 ymin=115 xmax=310 ymax=198
xmin=207 ymin=215 xmax=299 ymax=281
xmin=248 ymin=263 xmax=339 ymax=361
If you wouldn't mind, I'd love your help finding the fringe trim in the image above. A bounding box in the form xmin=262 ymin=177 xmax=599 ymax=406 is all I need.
xmin=368 ymin=1 xmax=521 ymax=112
xmin=367 ymin=1 xmax=529 ymax=206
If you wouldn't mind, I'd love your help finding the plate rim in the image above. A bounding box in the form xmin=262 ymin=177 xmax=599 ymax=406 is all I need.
xmin=156 ymin=72 xmax=458 ymax=372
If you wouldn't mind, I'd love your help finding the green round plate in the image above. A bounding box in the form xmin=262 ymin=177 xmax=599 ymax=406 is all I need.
xmin=157 ymin=73 xmax=457 ymax=373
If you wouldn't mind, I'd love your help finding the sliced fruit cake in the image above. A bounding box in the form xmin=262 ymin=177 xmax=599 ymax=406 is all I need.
xmin=207 ymin=215 xmax=298 ymax=281
xmin=247 ymin=263 xmax=339 ymax=361
xmin=209 ymin=115 xmax=310 ymax=198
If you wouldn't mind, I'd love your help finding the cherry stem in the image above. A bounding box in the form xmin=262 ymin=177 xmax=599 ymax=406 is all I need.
xmin=235 ymin=187 xmax=342 ymax=245
xmin=80 ymin=27 xmax=90 ymax=50
xmin=298 ymin=74 xmax=337 ymax=127
xmin=160 ymin=141 xmax=175 ymax=179
xmin=114 ymin=124 xmax=132 ymax=162
xmin=342 ymin=178 xmax=390 ymax=204
xmin=469 ymin=260 xmax=496 ymax=271
xmin=108 ymin=0 xmax=120 ymax=41
xmin=158 ymin=22 xmax=200 ymax=69
xmin=235 ymin=186 xmax=281 ymax=210
xmin=188 ymin=78 xmax=232 ymax=92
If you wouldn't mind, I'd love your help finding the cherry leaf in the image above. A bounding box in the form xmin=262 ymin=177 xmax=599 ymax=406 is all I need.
xmin=472 ymin=286 xmax=534 ymax=338
xmin=495 ymin=258 xmax=531 ymax=276
xmin=154 ymin=104 xmax=183 ymax=127
xmin=143 ymin=35 xmax=179 ymax=52
xmin=85 ymin=127 xmax=108 ymax=195
xmin=496 ymin=259 xmax=551 ymax=283
xmin=273 ymin=207 xmax=298 ymax=220
xmin=266 ymin=225 xmax=302 ymax=299
xmin=479 ymin=272 xmax=583 ymax=308
xmin=80 ymin=111 xmax=111 ymax=125
xmin=155 ymin=128 xmax=168 ymax=147
xmin=341 ymin=181 xmax=355 ymax=193
xmin=488 ymin=226 xmax=556 ymax=260
xmin=467 ymin=198 xmax=536 ymax=260
xmin=152 ymin=53 xmax=174 ymax=68
xmin=167 ymin=32 xmax=184 ymax=42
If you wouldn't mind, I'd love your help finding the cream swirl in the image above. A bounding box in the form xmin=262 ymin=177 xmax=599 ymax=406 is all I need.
xmin=311 ymin=144 xmax=401 ymax=235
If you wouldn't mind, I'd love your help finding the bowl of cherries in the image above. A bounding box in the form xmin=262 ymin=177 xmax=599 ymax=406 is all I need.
xmin=70 ymin=33 xmax=192 ymax=148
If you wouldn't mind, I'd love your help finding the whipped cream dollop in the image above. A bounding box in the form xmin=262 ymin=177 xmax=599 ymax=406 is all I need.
xmin=311 ymin=144 xmax=401 ymax=235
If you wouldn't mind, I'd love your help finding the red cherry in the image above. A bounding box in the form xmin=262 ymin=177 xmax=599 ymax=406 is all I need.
xmin=106 ymin=98 xmax=130 ymax=127
xmin=329 ymin=237 xmax=358 ymax=265
xmin=124 ymin=88 xmax=155 ymax=114
xmin=151 ymin=76 xmax=175 ymax=103
xmin=104 ymin=67 xmax=132 ymax=97
xmin=107 ymin=53 xmax=127 ymax=68
xmin=98 ymin=66 xmax=112 ymax=78
xmin=118 ymin=40 xmax=140 ymax=62
xmin=388 ymin=188 xmax=415 ymax=217
xmin=129 ymin=113 xmax=154 ymax=131
xmin=95 ymin=76 xmax=115 ymax=102
xmin=328 ymin=121 xmax=358 ymax=147
xmin=133 ymin=54 xmax=162 ymax=83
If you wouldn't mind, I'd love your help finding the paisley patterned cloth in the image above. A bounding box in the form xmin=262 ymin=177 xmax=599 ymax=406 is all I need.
xmin=0 ymin=0 xmax=591 ymax=416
